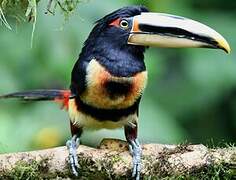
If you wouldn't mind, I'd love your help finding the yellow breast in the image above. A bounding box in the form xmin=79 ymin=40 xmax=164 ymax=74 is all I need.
xmin=80 ymin=59 xmax=148 ymax=109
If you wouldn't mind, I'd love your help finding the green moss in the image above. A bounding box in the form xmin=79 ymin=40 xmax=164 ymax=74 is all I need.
xmin=77 ymin=155 xmax=111 ymax=179
xmin=0 ymin=158 xmax=53 ymax=179
xmin=142 ymin=143 xmax=193 ymax=178
xmin=230 ymin=152 xmax=236 ymax=162
xmin=142 ymin=161 xmax=236 ymax=180
xmin=111 ymin=155 xmax=123 ymax=164
xmin=75 ymin=153 xmax=129 ymax=180
xmin=142 ymin=144 xmax=235 ymax=179
xmin=143 ymin=153 xmax=173 ymax=178
xmin=184 ymin=163 xmax=235 ymax=180
xmin=1 ymin=154 xmax=234 ymax=179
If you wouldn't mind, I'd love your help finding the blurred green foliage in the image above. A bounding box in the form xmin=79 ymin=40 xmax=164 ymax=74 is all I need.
xmin=0 ymin=0 xmax=235 ymax=153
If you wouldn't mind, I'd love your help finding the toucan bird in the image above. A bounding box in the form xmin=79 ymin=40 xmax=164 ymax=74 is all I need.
xmin=0 ymin=6 xmax=230 ymax=179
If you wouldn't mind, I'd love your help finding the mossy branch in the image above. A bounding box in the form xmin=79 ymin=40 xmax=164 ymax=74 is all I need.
xmin=0 ymin=139 xmax=235 ymax=179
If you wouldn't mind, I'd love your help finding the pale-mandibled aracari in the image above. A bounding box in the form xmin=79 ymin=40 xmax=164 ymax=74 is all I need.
xmin=0 ymin=6 xmax=230 ymax=180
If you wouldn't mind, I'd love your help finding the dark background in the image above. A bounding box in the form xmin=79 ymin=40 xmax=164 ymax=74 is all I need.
xmin=0 ymin=0 xmax=235 ymax=153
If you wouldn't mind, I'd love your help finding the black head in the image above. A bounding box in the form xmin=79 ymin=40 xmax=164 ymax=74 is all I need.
xmin=78 ymin=6 xmax=149 ymax=70
xmin=91 ymin=5 xmax=149 ymax=45
xmin=86 ymin=5 xmax=149 ymax=49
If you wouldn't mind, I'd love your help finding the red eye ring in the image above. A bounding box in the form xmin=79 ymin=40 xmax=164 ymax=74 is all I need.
xmin=109 ymin=18 xmax=121 ymax=27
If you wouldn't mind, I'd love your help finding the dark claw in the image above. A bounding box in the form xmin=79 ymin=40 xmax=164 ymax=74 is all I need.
xmin=66 ymin=135 xmax=80 ymax=176
xmin=129 ymin=139 xmax=142 ymax=180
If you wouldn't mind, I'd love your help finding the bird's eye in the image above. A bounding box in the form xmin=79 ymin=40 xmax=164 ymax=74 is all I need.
xmin=120 ymin=20 xmax=129 ymax=29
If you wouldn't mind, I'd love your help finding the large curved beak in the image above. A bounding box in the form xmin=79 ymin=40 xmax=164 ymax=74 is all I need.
xmin=128 ymin=13 xmax=231 ymax=53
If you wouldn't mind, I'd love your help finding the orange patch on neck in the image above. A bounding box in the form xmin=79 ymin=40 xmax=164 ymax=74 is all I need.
xmin=124 ymin=71 xmax=147 ymax=102
xmin=81 ymin=59 xmax=147 ymax=109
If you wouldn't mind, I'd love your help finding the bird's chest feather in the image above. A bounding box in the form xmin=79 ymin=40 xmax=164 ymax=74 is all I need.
xmin=80 ymin=59 xmax=147 ymax=109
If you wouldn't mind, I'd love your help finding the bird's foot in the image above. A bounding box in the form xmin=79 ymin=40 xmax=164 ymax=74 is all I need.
xmin=66 ymin=135 xmax=80 ymax=176
xmin=129 ymin=139 xmax=142 ymax=180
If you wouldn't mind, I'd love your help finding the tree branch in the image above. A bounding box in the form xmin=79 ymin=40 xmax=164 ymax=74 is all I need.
xmin=0 ymin=139 xmax=235 ymax=179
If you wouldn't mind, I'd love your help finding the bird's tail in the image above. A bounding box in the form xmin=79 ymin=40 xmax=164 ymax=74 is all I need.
xmin=0 ymin=89 xmax=75 ymax=110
